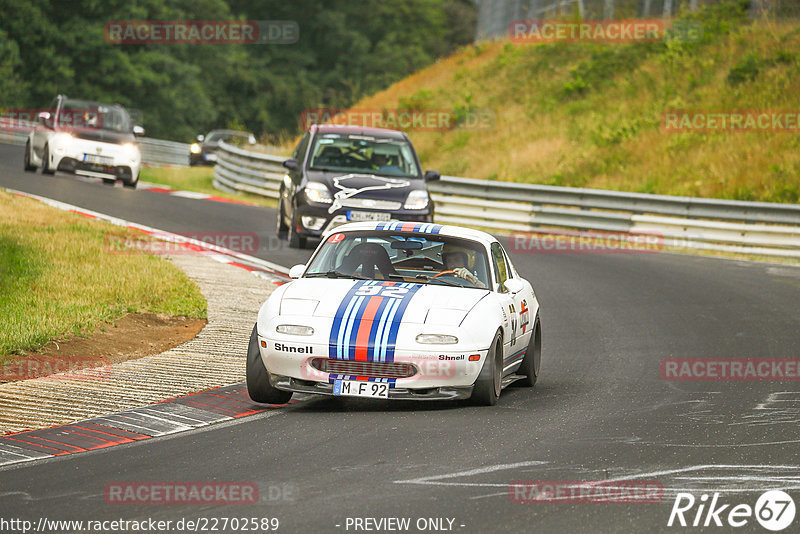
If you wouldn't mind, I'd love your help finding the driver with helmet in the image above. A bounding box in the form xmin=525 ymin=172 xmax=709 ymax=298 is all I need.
xmin=441 ymin=243 xmax=486 ymax=289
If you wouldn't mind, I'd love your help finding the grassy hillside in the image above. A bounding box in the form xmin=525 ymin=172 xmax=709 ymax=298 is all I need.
xmin=350 ymin=4 xmax=800 ymax=203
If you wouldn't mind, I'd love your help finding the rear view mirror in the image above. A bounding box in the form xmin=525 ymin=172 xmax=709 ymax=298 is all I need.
xmin=133 ymin=125 xmax=145 ymax=136
xmin=391 ymin=240 xmax=423 ymax=250
xmin=248 ymin=135 xmax=256 ymax=145
xmin=38 ymin=112 xmax=51 ymax=127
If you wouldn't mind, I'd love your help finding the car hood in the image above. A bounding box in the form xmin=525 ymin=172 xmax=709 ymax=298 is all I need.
xmin=280 ymin=278 xmax=488 ymax=325
xmin=306 ymin=170 xmax=425 ymax=201
xmin=60 ymin=127 xmax=137 ymax=145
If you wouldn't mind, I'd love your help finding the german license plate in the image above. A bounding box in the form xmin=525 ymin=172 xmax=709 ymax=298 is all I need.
xmin=333 ymin=379 xmax=389 ymax=398
xmin=347 ymin=211 xmax=391 ymax=222
xmin=83 ymin=154 xmax=113 ymax=165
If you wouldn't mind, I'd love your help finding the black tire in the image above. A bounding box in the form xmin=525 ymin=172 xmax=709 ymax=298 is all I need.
xmin=287 ymin=212 xmax=306 ymax=249
xmin=123 ymin=175 xmax=138 ymax=189
xmin=24 ymin=141 xmax=35 ymax=172
xmin=246 ymin=324 xmax=292 ymax=404
xmin=470 ymin=331 xmax=503 ymax=406
xmin=517 ymin=318 xmax=541 ymax=387
xmin=276 ymin=194 xmax=288 ymax=236
xmin=41 ymin=145 xmax=55 ymax=175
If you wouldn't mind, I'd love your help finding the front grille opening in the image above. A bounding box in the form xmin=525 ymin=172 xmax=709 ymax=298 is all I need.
xmin=311 ymin=358 xmax=416 ymax=379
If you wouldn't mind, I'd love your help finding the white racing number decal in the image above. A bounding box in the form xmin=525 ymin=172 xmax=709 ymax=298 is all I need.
xmin=355 ymin=286 xmax=409 ymax=298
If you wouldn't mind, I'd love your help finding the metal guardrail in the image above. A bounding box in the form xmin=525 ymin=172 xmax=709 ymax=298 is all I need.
xmin=0 ymin=117 xmax=189 ymax=167
xmin=138 ymin=138 xmax=190 ymax=167
xmin=213 ymin=141 xmax=286 ymax=199
xmin=215 ymin=141 xmax=800 ymax=257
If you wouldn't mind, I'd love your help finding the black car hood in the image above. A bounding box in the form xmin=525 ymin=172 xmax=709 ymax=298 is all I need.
xmin=63 ymin=127 xmax=137 ymax=145
xmin=306 ymin=169 xmax=424 ymax=201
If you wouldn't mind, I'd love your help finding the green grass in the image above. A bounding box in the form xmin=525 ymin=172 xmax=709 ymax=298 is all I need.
xmin=140 ymin=166 xmax=276 ymax=207
xmin=345 ymin=2 xmax=800 ymax=203
xmin=0 ymin=191 xmax=206 ymax=361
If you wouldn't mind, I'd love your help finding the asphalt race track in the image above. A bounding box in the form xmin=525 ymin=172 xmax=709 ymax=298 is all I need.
xmin=1 ymin=142 xmax=799 ymax=533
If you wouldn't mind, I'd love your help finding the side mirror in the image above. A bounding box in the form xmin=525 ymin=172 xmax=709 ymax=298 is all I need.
xmin=196 ymin=134 xmax=205 ymax=142
xmin=38 ymin=112 xmax=51 ymax=126
xmin=283 ymin=158 xmax=299 ymax=171
xmin=424 ymin=170 xmax=440 ymax=182
xmin=133 ymin=125 xmax=145 ymax=136
xmin=248 ymin=135 xmax=256 ymax=145
xmin=288 ymin=264 xmax=305 ymax=279
xmin=503 ymin=278 xmax=525 ymax=294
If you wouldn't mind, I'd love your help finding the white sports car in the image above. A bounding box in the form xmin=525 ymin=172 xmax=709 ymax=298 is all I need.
xmin=247 ymin=221 xmax=541 ymax=406
xmin=24 ymin=95 xmax=144 ymax=188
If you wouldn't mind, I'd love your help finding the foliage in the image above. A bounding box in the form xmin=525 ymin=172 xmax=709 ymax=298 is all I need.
xmin=0 ymin=0 xmax=476 ymax=141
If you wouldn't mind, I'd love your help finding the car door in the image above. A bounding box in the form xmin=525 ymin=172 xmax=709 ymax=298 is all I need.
xmin=284 ymin=131 xmax=310 ymax=220
xmin=503 ymin=246 xmax=534 ymax=349
xmin=491 ymin=242 xmax=521 ymax=371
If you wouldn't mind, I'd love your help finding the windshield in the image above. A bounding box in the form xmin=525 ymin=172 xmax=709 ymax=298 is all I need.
xmin=59 ymin=99 xmax=132 ymax=133
xmin=305 ymin=231 xmax=490 ymax=289
xmin=205 ymin=131 xmax=250 ymax=143
xmin=308 ymin=133 xmax=421 ymax=178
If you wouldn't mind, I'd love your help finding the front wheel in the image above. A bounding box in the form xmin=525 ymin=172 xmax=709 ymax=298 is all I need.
xmin=41 ymin=145 xmax=55 ymax=175
xmin=123 ymin=174 xmax=138 ymax=189
xmin=276 ymin=194 xmax=288 ymax=236
xmin=246 ymin=324 xmax=292 ymax=404
xmin=287 ymin=213 xmax=306 ymax=249
xmin=24 ymin=141 xmax=35 ymax=171
xmin=470 ymin=331 xmax=503 ymax=406
xmin=517 ymin=318 xmax=541 ymax=387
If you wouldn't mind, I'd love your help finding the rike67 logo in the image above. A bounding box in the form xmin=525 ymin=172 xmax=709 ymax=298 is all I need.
xmin=668 ymin=490 xmax=796 ymax=531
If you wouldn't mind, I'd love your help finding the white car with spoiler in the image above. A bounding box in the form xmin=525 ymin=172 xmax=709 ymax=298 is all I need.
xmin=247 ymin=221 xmax=541 ymax=406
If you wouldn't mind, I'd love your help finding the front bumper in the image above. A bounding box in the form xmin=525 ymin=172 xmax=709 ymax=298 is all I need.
xmin=293 ymin=203 xmax=433 ymax=238
xmin=258 ymin=331 xmax=487 ymax=399
xmin=271 ymin=374 xmax=473 ymax=400
xmin=57 ymin=158 xmax=135 ymax=180
xmin=50 ymin=137 xmax=140 ymax=180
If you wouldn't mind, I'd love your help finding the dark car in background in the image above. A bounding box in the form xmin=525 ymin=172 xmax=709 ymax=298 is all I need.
xmin=189 ymin=129 xmax=256 ymax=166
xmin=277 ymin=124 xmax=440 ymax=248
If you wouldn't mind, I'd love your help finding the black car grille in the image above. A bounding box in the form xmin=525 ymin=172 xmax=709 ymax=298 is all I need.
xmin=310 ymin=358 xmax=416 ymax=379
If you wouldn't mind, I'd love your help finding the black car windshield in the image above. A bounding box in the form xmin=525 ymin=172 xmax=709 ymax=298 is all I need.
xmin=308 ymin=133 xmax=421 ymax=178
xmin=59 ymin=99 xmax=132 ymax=133
xmin=305 ymin=231 xmax=491 ymax=289
xmin=205 ymin=131 xmax=252 ymax=144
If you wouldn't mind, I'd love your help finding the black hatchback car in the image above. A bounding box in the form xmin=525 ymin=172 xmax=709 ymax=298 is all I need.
xmin=277 ymin=125 xmax=439 ymax=248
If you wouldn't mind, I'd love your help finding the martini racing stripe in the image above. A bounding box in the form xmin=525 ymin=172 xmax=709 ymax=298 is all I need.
xmin=329 ymin=280 xmax=422 ymax=362
xmin=375 ymin=222 xmax=442 ymax=234
xmin=504 ymin=348 xmax=527 ymax=366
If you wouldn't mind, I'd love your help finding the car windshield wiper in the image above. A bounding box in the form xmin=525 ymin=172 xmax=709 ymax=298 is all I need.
xmin=309 ymin=166 xmax=341 ymax=173
xmin=412 ymin=274 xmax=463 ymax=287
xmin=306 ymin=270 xmax=370 ymax=280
